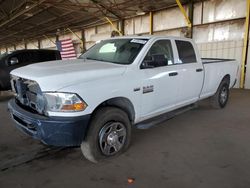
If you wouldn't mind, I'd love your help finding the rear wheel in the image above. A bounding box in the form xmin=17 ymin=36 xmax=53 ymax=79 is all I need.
xmin=81 ymin=107 xmax=131 ymax=163
xmin=210 ymin=79 xmax=230 ymax=109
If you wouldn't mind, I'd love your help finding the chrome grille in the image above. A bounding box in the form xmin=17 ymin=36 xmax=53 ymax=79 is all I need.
xmin=11 ymin=76 xmax=46 ymax=114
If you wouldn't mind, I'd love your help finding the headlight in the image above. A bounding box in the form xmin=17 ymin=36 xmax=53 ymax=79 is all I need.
xmin=44 ymin=92 xmax=87 ymax=112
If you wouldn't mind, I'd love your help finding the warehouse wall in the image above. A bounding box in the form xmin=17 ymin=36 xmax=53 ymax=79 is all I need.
xmin=40 ymin=37 xmax=56 ymax=49
xmin=16 ymin=43 xmax=25 ymax=50
xmin=26 ymin=41 xmax=39 ymax=49
xmin=0 ymin=48 xmax=6 ymax=54
xmin=85 ymin=22 xmax=117 ymax=49
xmin=192 ymin=0 xmax=246 ymax=88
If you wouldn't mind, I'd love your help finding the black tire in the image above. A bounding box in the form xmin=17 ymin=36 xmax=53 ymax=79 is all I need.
xmin=81 ymin=107 xmax=131 ymax=163
xmin=210 ymin=79 xmax=230 ymax=109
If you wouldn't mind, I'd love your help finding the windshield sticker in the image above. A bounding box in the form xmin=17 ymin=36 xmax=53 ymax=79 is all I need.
xmin=130 ymin=39 xmax=147 ymax=44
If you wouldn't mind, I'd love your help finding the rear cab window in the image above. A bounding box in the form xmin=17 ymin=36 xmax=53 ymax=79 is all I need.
xmin=175 ymin=40 xmax=197 ymax=64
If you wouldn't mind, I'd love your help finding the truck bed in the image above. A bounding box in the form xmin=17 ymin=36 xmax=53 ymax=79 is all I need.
xmin=202 ymin=58 xmax=235 ymax=64
xmin=200 ymin=58 xmax=238 ymax=100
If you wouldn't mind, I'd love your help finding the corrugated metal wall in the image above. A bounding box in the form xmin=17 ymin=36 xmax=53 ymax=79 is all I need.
xmin=192 ymin=0 xmax=246 ymax=88
xmin=197 ymin=40 xmax=243 ymax=88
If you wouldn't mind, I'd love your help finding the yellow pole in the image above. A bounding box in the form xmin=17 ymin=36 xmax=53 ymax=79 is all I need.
xmin=43 ymin=35 xmax=56 ymax=44
xmin=67 ymin=28 xmax=82 ymax=42
xmin=66 ymin=28 xmax=84 ymax=50
xmin=149 ymin=11 xmax=153 ymax=35
xmin=240 ymin=0 xmax=250 ymax=89
xmin=105 ymin=17 xmax=123 ymax=36
xmin=175 ymin=0 xmax=192 ymax=28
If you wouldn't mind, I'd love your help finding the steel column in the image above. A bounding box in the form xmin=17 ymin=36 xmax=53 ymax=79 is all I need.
xmin=149 ymin=11 xmax=153 ymax=35
xmin=175 ymin=0 xmax=192 ymax=28
xmin=240 ymin=0 xmax=250 ymax=88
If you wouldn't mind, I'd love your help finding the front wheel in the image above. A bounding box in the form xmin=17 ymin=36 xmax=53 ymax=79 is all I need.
xmin=81 ymin=107 xmax=131 ymax=163
xmin=210 ymin=79 xmax=230 ymax=109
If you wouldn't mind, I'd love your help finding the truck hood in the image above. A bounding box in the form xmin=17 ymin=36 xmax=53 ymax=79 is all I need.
xmin=11 ymin=59 xmax=127 ymax=91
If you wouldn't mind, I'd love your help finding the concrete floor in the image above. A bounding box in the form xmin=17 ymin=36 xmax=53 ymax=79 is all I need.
xmin=0 ymin=89 xmax=250 ymax=188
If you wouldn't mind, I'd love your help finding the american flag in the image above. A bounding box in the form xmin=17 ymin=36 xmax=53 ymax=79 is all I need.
xmin=56 ymin=38 xmax=77 ymax=60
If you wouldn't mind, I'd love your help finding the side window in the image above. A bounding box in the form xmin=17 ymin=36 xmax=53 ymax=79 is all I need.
xmin=30 ymin=52 xmax=39 ymax=63
xmin=142 ymin=40 xmax=174 ymax=68
xmin=39 ymin=51 xmax=57 ymax=62
xmin=175 ymin=40 xmax=197 ymax=64
xmin=18 ymin=52 xmax=32 ymax=64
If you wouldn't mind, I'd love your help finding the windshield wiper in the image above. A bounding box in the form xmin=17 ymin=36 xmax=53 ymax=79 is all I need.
xmin=86 ymin=57 xmax=128 ymax=65
xmin=86 ymin=57 xmax=106 ymax=62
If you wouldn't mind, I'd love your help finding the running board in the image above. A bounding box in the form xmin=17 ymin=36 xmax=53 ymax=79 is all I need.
xmin=135 ymin=103 xmax=197 ymax=129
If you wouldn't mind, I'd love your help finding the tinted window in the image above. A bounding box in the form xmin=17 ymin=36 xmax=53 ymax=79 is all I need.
xmin=175 ymin=40 xmax=197 ymax=64
xmin=38 ymin=51 xmax=58 ymax=62
xmin=10 ymin=52 xmax=32 ymax=64
xmin=142 ymin=40 xmax=174 ymax=68
xmin=29 ymin=51 xmax=39 ymax=63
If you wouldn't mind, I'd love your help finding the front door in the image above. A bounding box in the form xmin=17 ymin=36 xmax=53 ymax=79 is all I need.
xmin=139 ymin=39 xmax=182 ymax=120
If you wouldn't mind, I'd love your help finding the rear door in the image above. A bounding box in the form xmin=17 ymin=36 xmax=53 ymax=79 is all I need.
xmin=139 ymin=39 xmax=182 ymax=119
xmin=174 ymin=40 xmax=204 ymax=106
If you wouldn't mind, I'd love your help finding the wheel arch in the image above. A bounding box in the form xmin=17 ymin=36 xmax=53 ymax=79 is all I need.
xmin=92 ymin=97 xmax=136 ymax=123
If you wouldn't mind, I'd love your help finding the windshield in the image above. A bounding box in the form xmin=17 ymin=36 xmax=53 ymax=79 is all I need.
xmin=79 ymin=38 xmax=148 ymax=65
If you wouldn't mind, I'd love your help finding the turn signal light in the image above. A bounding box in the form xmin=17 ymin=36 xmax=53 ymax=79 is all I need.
xmin=61 ymin=102 xmax=87 ymax=111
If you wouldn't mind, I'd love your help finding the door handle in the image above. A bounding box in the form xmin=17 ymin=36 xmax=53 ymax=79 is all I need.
xmin=196 ymin=68 xmax=203 ymax=72
xmin=169 ymin=72 xmax=178 ymax=77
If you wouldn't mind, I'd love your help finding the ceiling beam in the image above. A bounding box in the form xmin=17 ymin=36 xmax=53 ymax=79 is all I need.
xmin=0 ymin=0 xmax=47 ymax=28
xmin=90 ymin=0 xmax=121 ymax=19
xmin=4 ymin=0 xmax=65 ymax=29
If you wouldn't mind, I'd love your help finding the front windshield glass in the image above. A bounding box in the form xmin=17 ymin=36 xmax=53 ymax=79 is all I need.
xmin=79 ymin=38 xmax=148 ymax=65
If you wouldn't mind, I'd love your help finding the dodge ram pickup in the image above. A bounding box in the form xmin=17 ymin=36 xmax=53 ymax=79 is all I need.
xmin=8 ymin=36 xmax=239 ymax=162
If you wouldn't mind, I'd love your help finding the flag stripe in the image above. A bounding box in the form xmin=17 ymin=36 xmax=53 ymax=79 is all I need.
xmin=61 ymin=55 xmax=76 ymax=58
xmin=61 ymin=43 xmax=73 ymax=48
xmin=56 ymin=38 xmax=77 ymax=60
xmin=61 ymin=47 xmax=75 ymax=51
xmin=61 ymin=50 xmax=76 ymax=55
xmin=61 ymin=54 xmax=77 ymax=58
xmin=61 ymin=41 xmax=73 ymax=45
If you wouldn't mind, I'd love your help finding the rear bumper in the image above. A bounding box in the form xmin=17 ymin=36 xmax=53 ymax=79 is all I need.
xmin=8 ymin=99 xmax=91 ymax=146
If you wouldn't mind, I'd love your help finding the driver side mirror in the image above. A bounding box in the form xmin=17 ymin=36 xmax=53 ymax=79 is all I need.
xmin=140 ymin=59 xmax=155 ymax=69
xmin=9 ymin=57 xmax=19 ymax=66
xmin=140 ymin=54 xmax=167 ymax=69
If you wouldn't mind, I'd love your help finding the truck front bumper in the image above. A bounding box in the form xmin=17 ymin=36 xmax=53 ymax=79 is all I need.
xmin=8 ymin=99 xmax=91 ymax=146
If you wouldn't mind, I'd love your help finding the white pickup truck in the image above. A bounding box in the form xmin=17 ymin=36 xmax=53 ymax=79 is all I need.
xmin=8 ymin=36 xmax=238 ymax=162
